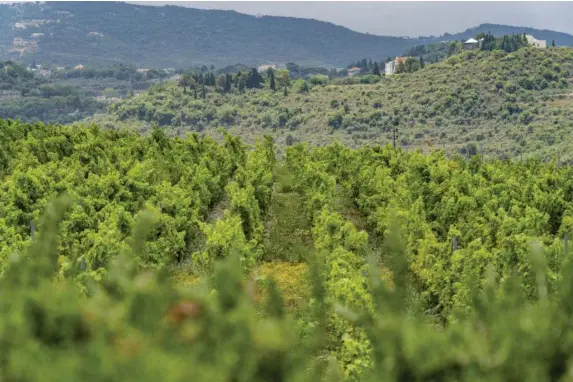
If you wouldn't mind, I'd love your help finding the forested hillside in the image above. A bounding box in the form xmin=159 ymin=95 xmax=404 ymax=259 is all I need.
xmin=0 ymin=1 xmax=414 ymax=68
xmin=93 ymin=46 xmax=573 ymax=161
xmin=1 ymin=2 xmax=572 ymax=68
xmin=0 ymin=60 xmax=44 ymax=91
xmin=3 ymin=119 xmax=573 ymax=380
xmin=0 ymin=60 xmax=104 ymax=123
xmin=0 ymin=60 xmax=180 ymax=123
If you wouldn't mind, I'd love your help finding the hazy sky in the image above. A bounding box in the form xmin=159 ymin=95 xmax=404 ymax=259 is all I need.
xmin=130 ymin=1 xmax=573 ymax=37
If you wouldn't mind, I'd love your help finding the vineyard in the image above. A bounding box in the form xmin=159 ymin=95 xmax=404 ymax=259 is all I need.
xmin=3 ymin=119 xmax=573 ymax=380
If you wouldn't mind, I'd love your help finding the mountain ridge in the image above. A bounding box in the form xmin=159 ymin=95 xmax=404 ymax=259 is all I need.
xmin=0 ymin=2 xmax=572 ymax=68
xmin=446 ymin=23 xmax=573 ymax=45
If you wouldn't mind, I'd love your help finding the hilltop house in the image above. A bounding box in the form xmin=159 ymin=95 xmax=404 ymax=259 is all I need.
xmin=463 ymin=38 xmax=484 ymax=50
xmin=385 ymin=57 xmax=408 ymax=75
xmin=74 ymin=64 xmax=85 ymax=70
xmin=257 ymin=64 xmax=277 ymax=73
xmin=347 ymin=67 xmax=361 ymax=77
xmin=526 ymin=35 xmax=547 ymax=48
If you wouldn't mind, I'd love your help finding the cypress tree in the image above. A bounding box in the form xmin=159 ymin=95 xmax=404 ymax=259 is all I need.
xmin=372 ymin=62 xmax=381 ymax=77
xmin=225 ymin=73 xmax=232 ymax=93
xmin=269 ymin=69 xmax=276 ymax=91
xmin=419 ymin=56 xmax=424 ymax=69
xmin=552 ymin=39 xmax=556 ymax=47
xmin=238 ymin=76 xmax=246 ymax=92
xmin=247 ymin=68 xmax=262 ymax=89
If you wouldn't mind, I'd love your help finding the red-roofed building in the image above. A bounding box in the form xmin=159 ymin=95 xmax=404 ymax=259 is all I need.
xmin=347 ymin=67 xmax=361 ymax=77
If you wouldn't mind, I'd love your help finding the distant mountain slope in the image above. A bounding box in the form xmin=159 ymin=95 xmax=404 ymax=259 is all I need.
xmin=0 ymin=2 xmax=572 ymax=68
xmin=0 ymin=1 xmax=418 ymax=68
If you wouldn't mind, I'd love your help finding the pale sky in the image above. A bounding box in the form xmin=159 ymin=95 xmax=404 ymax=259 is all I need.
xmin=129 ymin=1 xmax=573 ymax=37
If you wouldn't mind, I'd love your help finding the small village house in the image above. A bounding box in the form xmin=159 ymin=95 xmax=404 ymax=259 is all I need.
xmin=347 ymin=66 xmax=361 ymax=77
xmin=257 ymin=64 xmax=278 ymax=73
xmin=385 ymin=57 xmax=408 ymax=75
xmin=526 ymin=35 xmax=547 ymax=48
xmin=394 ymin=56 xmax=407 ymax=66
xmin=463 ymin=38 xmax=484 ymax=50
xmin=12 ymin=38 xmax=26 ymax=47
xmin=74 ymin=64 xmax=85 ymax=70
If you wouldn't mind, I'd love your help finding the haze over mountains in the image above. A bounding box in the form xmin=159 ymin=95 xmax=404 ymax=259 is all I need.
xmin=1 ymin=1 xmax=573 ymax=68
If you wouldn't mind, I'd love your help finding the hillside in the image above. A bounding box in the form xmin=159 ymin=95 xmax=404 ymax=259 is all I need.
xmin=0 ymin=60 xmax=105 ymax=123
xmin=0 ymin=60 xmax=179 ymax=124
xmin=0 ymin=1 xmax=414 ymax=68
xmin=91 ymin=46 xmax=573 ymax=161
xmin=1 ymin=2 xmax=573 ymax=68
xmin=0 ymin=60 xmax=45 ymax=91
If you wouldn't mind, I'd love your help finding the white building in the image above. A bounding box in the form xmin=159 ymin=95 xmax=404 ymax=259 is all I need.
xmin=384 ymin=61 xmax=395 ymax=76
xmin=463 ymin=38 xmax=484 ymax=50
xmin=257 ymin=64 xmax=277 ymax=73
xmin=526 ymin=35 xmax=547 ymax=49
xmin=385 ymin=57 xmax=408 ymax=76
